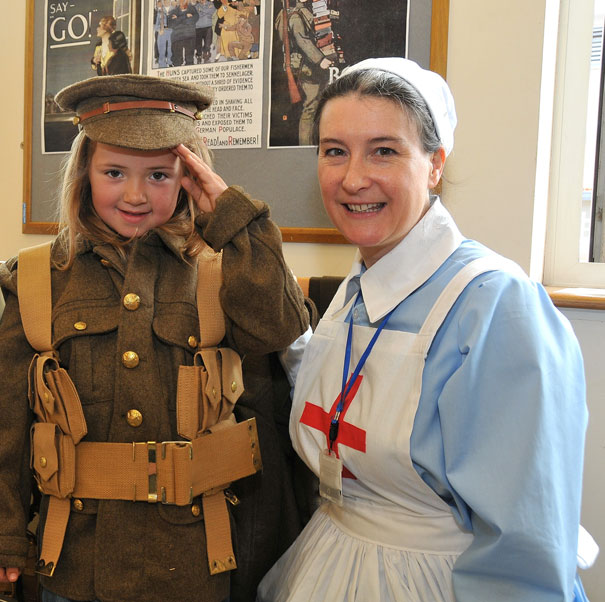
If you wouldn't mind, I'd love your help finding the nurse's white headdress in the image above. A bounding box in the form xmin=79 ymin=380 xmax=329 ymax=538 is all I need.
xmin=341 ymin=57 xmax=457 ymax=156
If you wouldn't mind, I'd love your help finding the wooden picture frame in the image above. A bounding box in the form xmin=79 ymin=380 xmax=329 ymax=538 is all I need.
xmin=22 ymin=0 xmax=449 ymax=242
xmin=22 ymin=0 xmax=143 ymax=235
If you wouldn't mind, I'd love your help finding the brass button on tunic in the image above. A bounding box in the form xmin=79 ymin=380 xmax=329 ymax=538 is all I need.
xmin=123 ymin=293 xmax=141 ymax=311
xmin=122 ymin=351 xmax=139 ymax=368
xmin=126 ymin=409 xmax=143 ymax=427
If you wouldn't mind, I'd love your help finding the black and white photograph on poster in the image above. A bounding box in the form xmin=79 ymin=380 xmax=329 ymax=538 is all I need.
xmin=42 ymin=0 xmax=141 ymax=154
xmin=269 ymin=0 xmax=409 ymax=148
xmin=149 ymin=0 xmax=264 ymax=149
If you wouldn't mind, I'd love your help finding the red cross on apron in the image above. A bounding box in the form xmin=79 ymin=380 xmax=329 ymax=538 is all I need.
xmin=299 ymin=374 xmax=365 ymax=479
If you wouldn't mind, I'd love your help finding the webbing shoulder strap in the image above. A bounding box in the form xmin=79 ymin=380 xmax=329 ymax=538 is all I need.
xmin=18 ymin=241 xmax=53 ymax=352
xmin=196 ymin=243 xmax=225 ymax=347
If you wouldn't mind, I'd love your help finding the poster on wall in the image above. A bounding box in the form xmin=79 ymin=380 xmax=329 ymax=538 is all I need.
xmin=26 ymin=0 xmax=447 ymax=237
xmin=148 ymin=0 xmax=264 ymax=150
xmin=268 ymin=0 xmax=409 ymax=148
xmin=42 ymin=0 xmax=141 ymax=154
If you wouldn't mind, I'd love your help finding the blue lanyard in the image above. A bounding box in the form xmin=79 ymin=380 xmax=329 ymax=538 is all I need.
xmin=329 ymin=292 xmax=396 ymax=450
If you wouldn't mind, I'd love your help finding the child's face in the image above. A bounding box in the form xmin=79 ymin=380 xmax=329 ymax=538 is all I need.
xmin=89 ymin=142 xmax=184 ymax=238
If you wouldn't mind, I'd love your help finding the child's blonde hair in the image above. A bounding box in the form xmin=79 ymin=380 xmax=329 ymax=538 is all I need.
xmin=56 ymin=131 xmax=212 ymax=269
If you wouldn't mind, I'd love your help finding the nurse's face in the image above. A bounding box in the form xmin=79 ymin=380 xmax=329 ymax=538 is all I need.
xmin=317 ymin=93 xmax=445 ymax=267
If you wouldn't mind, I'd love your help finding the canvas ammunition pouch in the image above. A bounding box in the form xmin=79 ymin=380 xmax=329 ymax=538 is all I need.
xmin=18 ymin=241 xmax=261 ymax=578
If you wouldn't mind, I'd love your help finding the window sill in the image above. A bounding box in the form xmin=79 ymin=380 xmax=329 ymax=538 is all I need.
xmin=299 ymin=278 xmax=605 ymax=311
xmin=546 ymin=287 xmax=605 ymax=310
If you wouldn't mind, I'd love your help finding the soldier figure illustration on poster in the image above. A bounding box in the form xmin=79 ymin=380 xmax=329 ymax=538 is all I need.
xmin=270 ymin=0 xmax=408 ymax=147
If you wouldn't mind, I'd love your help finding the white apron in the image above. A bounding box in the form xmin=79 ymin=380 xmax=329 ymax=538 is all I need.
xmin=258 ymin=257 xmax=512 ymax=602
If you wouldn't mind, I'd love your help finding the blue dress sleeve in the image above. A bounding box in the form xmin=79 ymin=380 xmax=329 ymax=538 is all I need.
xmin=430 ymin=273 xmax=587 ymax=601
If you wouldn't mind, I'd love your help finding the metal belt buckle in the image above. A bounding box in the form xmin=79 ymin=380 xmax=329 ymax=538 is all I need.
xmin=133 ymin=440 xmax=193 ymax=504
xmin=131 ymin=441 xmax=160 ymax=503
xmin=145 ymin=441 xmax=158 ymax=503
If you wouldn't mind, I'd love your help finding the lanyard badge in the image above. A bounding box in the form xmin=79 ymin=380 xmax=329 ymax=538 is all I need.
xmin=319 ymin=293 xmax=395 ymax=506
xmin=319 ymin=448 xmax=344 ymax=506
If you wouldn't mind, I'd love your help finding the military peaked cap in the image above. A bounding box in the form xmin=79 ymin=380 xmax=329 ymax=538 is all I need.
xmin=55 ymin=74 xmax=214 ymax=150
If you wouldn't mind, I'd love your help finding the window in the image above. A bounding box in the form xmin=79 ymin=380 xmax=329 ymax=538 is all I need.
xmin=544 ymin=0 xmax=605 ymax=287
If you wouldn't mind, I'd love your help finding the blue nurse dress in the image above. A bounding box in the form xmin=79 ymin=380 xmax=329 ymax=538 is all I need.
xmin=259 ymin=199 xmax=589 ymax=601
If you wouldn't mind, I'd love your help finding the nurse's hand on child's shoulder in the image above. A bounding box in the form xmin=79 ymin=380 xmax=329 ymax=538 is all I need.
xmin=173 ymin=144 xmax=228 ymax=214
xmin=0 ymin=568 xmax=20 ymax=583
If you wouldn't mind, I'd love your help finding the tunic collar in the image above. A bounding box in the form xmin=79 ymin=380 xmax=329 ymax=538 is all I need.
xmin=332 ymin=198 xmax=464 ymax=323
xmin=79 ymin=229 xmax=188 ymax=273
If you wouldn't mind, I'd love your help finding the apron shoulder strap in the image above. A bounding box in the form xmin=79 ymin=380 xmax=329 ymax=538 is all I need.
xmin=417 ymin=255 xmax=525 ymax=352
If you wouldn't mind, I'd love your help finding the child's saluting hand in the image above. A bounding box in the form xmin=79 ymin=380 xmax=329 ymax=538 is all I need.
xmin=174 ymin=143 xmax=228 ymax=213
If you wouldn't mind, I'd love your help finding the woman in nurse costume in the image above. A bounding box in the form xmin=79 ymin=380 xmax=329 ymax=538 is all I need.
xmin=258 ymin=58 xmax=597 ymax=601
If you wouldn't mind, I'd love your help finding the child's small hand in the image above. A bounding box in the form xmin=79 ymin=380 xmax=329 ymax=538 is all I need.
xmin=0 ymin=567 xmax=21 ymax=583
xmin=174 ymin=144 xmax=228 ymax=213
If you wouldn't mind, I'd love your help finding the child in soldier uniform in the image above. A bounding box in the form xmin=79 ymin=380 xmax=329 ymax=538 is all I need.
xmin=0 ymin=74 xmax=309 ymax=602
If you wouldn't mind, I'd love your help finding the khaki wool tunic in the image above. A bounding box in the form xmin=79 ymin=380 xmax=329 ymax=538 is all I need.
xmin=0 ymin=187 xmax=310 ymax=602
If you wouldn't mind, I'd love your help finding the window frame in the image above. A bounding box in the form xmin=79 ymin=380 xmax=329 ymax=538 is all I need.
xmin=543 ymin=0 xmax=605 ymax=289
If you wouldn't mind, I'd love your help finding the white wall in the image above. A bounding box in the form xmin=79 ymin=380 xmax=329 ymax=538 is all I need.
xmin=566 ymin=308 xmax=605 ymax=599
xmin=3 ymin=1 xmax=604 ymax=598
xmin=0 ymin=4 xmax=51 ymax=257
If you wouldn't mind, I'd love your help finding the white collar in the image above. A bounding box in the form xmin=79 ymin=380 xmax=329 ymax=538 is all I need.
xmin=330 ymin=198 xmax=464 ymax=323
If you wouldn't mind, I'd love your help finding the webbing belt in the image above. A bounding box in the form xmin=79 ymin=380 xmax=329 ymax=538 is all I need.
xmin=17 ymin=241 xmax=258 ymax=578
xmin=72 ymin=419 xmax=260 ymax=505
